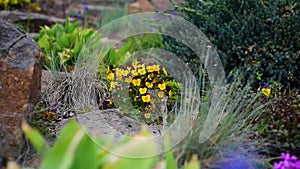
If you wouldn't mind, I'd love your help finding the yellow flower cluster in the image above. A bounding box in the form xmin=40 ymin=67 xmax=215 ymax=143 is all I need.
xmin=0 ymin=0 xmax=29 ymax=6
xmin=106 ymin=60 xmax=180 ymax=121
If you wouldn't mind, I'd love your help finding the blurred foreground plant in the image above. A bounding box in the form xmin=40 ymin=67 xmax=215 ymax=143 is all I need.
xmin=22 ymin=120 xmax=200 ymax=169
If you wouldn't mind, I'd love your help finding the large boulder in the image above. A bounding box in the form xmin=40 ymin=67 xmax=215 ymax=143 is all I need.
xmin=0 ymin=19 xmax=43 ymax=161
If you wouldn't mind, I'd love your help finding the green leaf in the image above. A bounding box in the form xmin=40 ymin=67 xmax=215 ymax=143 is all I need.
xmin=103 ymin=128 xmax=159 ymax=169
xmin=57 ymin=33 xmax=70 ymax=48
xmin=164 ymin=135 xmax=177 ymax=169
xmin=22 ymin=122 xmax=49 ymax=156
xmin=40 ymin=120 xmax=85 ymax=169
xmin=183 ymin=155 xmax=200 ymax=169
xmin=37 ymin=34 xmax=50 ymax=49
xmin=70 ymin=135 xmax=101 ymax=169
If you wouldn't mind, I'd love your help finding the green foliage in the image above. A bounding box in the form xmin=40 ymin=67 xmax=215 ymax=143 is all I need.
xmin=255 ymin=82 xmax=300 ymax=157
xmin=167 ymin=0 xmax=300 ymax=88
xmin=33 ymin=17 xmax=99 ymax=71
xmin=23 ymin=120 xmax=200 ymax=169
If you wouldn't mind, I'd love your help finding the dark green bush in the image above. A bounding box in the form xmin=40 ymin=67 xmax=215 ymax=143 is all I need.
xmin=166 ymin=0 xmax=300 ymax=88
xmin=255 ymin=83 xmax=300 ymax=157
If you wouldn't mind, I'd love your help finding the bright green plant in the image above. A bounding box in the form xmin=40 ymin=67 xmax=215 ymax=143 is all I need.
xmin=33 ymin=17 xmax=99 ymax=71
xmin=22 ymin=120 xmax=200 ymax=169
xmin=106 ymin=59 xmax=180 ymax=124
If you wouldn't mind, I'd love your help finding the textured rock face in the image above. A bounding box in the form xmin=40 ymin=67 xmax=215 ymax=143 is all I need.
xmin=0 ymin=19 xmax=43 ymax=160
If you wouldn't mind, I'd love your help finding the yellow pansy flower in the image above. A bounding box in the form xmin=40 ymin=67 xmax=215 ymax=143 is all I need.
xmin=146 ymin=82 xmax=153 ymax=88
xmin=139 ymin=88 xmax=147 ymax=94
xmin=147 ymin=65 xmax=155 ymax=72
xmin=122 ymin=69 xmax=129 ymax=76
xmin=158 ymin=83 xmax=166 ymax=90
xmin=109 ymin=82 xmax=118 ymax=91
xmin=158 ymin=91 xmax=164 ymax=98
xmin=138 ymin=68 xmax=147 ymax=75
xmin=153 ymin=65 xmax=160 ymax=72
xmin=142 ymin=94 xmax=151 ymax=102
xmin=144 ymin=113 xmax=151 ymax=119
xmin=115 ymin=68 xmax=122 ymax=80
xmin=132 ymin=79 xmax=141 ymax=86
xmin=169 ymin=90 xmax=173 ymax=97
xmin=125 ymin=77 xmax=132 ymax=83
xmin=138 ymin=63 xmax=145 ymax=69
xmin=107 ymin=73 xmax=114 ymax=80
xmin=262 ymin=88 xmax=271 ymax=97
xmin=131 ymin=70 xmax=138 ymax=76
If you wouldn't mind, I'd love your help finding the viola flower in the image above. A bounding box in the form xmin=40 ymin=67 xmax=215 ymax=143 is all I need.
xmin=139 ymin=87 xmax=147 ymax=94
xmin=158 ymin=83 xmax=166 ymax=90
xmin=125 ymin=77 xmax=132 ymax=83
xmin=131 ymin=70 xmax=138 ymax=76
xmin=145 ymin=82 xmax=153 ymax=88
xmin=258 ymin=82 xmax=271 ymax=97
xmin=169 ymin=90 xmax=173 ymax=97
xmin=107 ymin=72 xmax=114 ymax=80
xmin=138 ymin=68 xmax=147 ymax=75
xmin=147 ymin=65 xmax=155 ymax=72
xmin=144 ymin=113 xmax=151 ymax=119
xmin=83 ymin=3 xmax=89 ymax=10
xmin=142 ymin=94 xmax=151 ymax=102
xmin=116 ymin=68 xmax=123 ymax=80
xmin=109 ymin=82 xmax=118 ymax=91
xmin=158 ymin=91 xmax=164 ymax=98
xmin=152 ymin=65 xmax=160 ymax=72
xmin=132 ymin=79 xmax=141 ymax=86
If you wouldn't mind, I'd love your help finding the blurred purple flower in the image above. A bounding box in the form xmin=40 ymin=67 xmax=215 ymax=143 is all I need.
xmin=83 ymin=3 xmax=89 ymax=10
xmin=76 ymin=12 xmax=81 ymax=19
xmin=274 ymin=153 xmax=300 ymax=169
xmin=0 ymin=85 xmax=2 ymax=90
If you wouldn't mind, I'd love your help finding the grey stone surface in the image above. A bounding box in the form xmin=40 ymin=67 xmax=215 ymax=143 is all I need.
xmin=56 ymin=109 xmax=162 ymax=142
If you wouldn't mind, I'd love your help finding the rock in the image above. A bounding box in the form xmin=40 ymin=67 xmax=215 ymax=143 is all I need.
xmin=0 ymin=19 xmax=43 ymax=161
xmin=128 ymin=0 xmax=155 ymax=13
xmin=0 ymin=11 xmax=65 ymax=32
xmin=55 ymin=109 xmax=162 ymax=142
xmin=152 ymin=0 xmax=184 ymax=11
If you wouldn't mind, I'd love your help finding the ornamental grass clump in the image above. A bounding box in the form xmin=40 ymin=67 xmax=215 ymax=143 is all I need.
xmin=106 ymin=59 xmax=180 ymax=124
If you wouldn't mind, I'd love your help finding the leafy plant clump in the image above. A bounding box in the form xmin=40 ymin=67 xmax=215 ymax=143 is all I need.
xmin=106 ymin=59 xmax=180 ymax=124
xmin=33 ymin=17 xmax=99 ymax=72
xmin=255 ymin=82 xmax=300 ymax=157
xmin=167 ymin=0 xmax=300 ymax=88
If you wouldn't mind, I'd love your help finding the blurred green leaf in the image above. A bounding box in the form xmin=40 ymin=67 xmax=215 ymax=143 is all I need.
xmin=22 ymin=122 xmax=49 ymax=156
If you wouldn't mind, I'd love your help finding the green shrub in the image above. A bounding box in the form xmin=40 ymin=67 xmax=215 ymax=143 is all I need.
xmin=255 ymin=82 xmax=300 ymax=157
xmin=33 ymin=17 xmax=99 ymax=72
xmin=167 ymin=0 xmax=300 ymax=88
